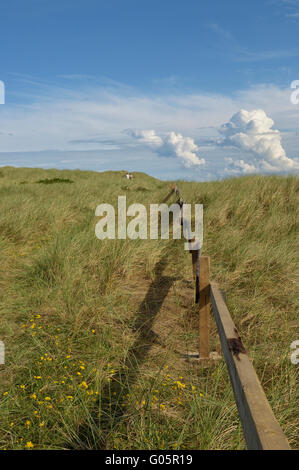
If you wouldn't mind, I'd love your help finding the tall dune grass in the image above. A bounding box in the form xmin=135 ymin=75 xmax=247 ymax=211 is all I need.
xmin=0 ymin=166 xmax=297 ymax=449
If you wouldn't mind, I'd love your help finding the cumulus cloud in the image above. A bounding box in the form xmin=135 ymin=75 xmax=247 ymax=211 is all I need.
xmin=126 ymin=129 xmax=205 ymax=168
xmin=1 ymin=78 xmax=299 ymax=179
xmin=219 ymin=109 xmax=299 ymax=174
xmin=126 ymin=129 xmax=163 ymax=147
xmin=224 ymin=157 xmax=257 ymax=175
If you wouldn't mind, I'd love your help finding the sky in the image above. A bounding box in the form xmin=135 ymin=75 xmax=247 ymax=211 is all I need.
xmin=0 ymin=0 xmax=299 ymax=181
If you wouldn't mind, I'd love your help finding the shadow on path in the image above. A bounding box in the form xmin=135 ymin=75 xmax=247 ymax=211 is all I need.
xmin=68 ymin=249 xmax=178 ymax=449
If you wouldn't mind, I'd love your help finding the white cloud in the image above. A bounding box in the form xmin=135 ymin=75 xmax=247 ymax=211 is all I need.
xmin=219 ymin=109 xmax=299 ymax=174
xmin=126 ymin=129 xmax=205 ymax=167
xmin=126 ymin=129 xmax=163 ymax=147
xmin=0 ymin=79 xmax=299 ymax=179
xmin=207 ymin=22 xmax=299 ymax=62
xmin=224 ymin=157 xmax=257 ymax=175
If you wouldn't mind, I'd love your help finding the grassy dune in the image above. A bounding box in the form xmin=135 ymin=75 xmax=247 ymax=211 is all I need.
xmin=0 ymin=166 xmax=298 ymax=450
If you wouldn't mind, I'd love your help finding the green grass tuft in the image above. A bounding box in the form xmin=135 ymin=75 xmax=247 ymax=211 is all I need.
xmin=0 ymin=167 xmax=297 ymax=450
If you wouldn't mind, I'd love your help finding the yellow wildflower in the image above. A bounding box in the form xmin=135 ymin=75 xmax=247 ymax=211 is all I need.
xmin=176 ymin=381 xmax=186 ymax=389
xmin=79 ymin=381 xmax=88 ymax=389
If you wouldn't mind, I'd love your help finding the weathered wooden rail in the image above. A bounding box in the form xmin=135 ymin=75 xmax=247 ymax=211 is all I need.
xmin=209 ymin=276 xmax=290 ymax=450
xmin=165 ymin=184 xmax=291 ymax=450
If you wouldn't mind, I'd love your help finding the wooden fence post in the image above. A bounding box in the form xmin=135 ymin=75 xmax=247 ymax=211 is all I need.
xmin=199 ymin=256 xmax=210 ymax=359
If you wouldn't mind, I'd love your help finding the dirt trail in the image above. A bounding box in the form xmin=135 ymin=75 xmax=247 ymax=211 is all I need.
xmin=72 ymin=245 xmax=221 ymax=449
xmin=126 ymin=254 xmax=195 ymax=369
xmin=124 ymin=246 xmax=220 ymax=377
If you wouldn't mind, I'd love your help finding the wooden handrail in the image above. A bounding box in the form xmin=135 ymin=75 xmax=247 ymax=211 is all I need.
xmin=210 ymin=281 xmax=290 ymax=450
xmin=162 ymin=184 xmax=290 ymax=450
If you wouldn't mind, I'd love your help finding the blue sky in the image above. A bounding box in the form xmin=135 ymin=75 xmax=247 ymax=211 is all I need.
xmin=0 ymin=0 xmax=299 ymax=180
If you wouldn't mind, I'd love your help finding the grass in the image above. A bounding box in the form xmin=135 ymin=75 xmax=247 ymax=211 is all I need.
xmin=36 ymin=178 xmax=74 ymax=184
xmin=0 ymin=166 xmax=298 ymax=450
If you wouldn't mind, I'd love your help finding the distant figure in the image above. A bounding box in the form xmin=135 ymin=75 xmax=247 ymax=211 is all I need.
xmin=126 ymin=173 xmax=133 ymax=180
